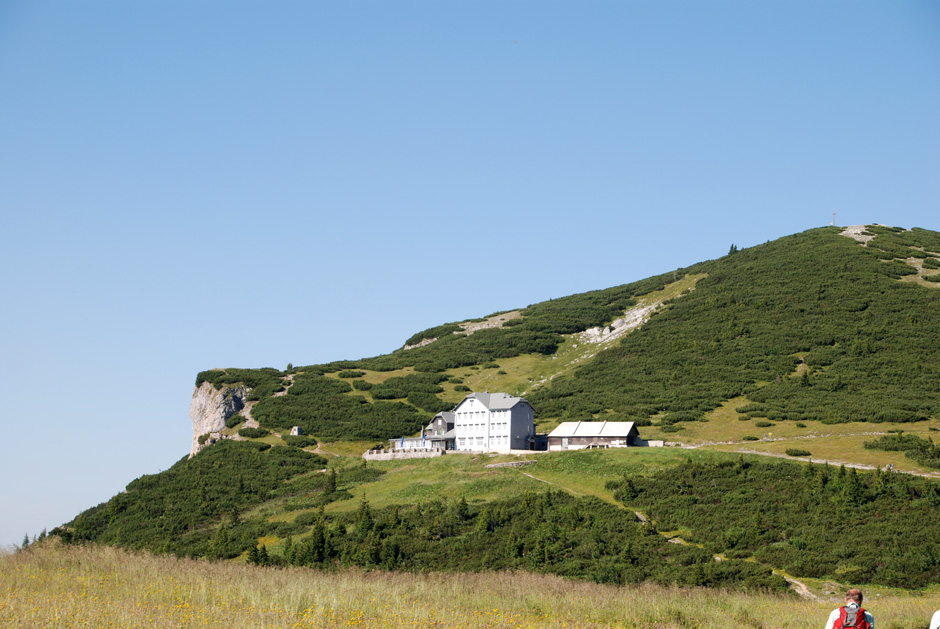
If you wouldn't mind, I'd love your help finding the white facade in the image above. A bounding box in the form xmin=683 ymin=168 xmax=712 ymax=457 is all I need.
xmin=453 ymin=392 xmax=535 ymax=453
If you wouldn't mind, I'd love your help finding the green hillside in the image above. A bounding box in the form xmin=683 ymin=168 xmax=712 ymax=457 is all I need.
xmin=536 ymin=225 xmax=940 ymax=427
xmin=195 ymin=225 xmax=940 ymax=442
xmin=54 ymin=224 xmax=940 ymax=595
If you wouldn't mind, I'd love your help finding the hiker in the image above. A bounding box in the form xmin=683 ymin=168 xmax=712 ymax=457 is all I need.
xmin=930 ymin=609 xmax=940 ymax=629
xmin=824 ymin=588 xmax=873 ymax=629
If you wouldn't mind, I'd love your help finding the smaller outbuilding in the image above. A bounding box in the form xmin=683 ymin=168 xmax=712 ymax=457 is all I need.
xmin=547 ymin=421 xmax=652 ymax=451
xmin=389 ymin=411 xmax=455 ymax=452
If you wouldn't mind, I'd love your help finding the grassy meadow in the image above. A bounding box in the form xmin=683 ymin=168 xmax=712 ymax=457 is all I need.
xmin=305 ymin=447 xmax=693 ymax=519
xmin=4 ymin=540 xmax=940 ymax=629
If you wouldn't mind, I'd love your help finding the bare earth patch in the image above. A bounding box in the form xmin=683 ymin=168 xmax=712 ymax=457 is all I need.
xmin=839 ymin=225 xmax=876 ymax=244
xmin=460 ymin=310 xmax=522 ymax=335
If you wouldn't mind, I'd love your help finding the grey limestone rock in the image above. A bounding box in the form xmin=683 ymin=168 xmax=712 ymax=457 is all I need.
xmin=189 ymin=381 xmax=248 ymax=458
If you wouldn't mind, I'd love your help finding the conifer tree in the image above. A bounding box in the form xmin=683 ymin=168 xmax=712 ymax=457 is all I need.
xmin=283 ymin=535 xmax=294 ymax=564
xmin=326 ymin=469 xmax=337 ymax=494
xmin=356 ymin=497 xmax=373 ymax=539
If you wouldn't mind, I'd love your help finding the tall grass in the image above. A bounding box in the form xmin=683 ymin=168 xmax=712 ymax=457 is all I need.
xmin=3 ymin=541 xmax=938 ymax=628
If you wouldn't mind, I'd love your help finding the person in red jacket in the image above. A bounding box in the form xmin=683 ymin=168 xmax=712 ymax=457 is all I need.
xmin=825 ymin=589 xmax=874 ymax=629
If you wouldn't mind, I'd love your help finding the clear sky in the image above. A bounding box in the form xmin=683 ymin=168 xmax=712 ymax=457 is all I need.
xmin=1 ymin=1 xmax=938 ymax=547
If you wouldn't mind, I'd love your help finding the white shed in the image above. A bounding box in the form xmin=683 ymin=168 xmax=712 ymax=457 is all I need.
xmin=547 ymin=421 xmax=641 ymax=451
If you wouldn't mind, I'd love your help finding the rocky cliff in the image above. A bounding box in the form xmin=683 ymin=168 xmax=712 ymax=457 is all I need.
xmin=189 ymin=382 xmax=248 ymax=458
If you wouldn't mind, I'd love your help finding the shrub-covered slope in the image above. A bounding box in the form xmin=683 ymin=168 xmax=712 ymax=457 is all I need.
xmin=57 ymin=446 xmax=940 ymax=591
xmin=609 ymin=456 xmax=940 ymax=588
xmin=533 ymin=226 xmax=940 ymax=426
xmin=59 ymin=441 xmax=329 ymax=558
xmin=197 ymin=225 xmax=940 ymax=442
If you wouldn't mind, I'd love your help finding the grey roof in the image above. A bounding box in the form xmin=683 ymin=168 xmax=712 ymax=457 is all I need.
xmin=433 ymin=411 xmax=455 ymax=422
xmin=547 ymin=421 xmax=637 ymax=438
xmin=459 ymin=392 xmax=533 ymax=412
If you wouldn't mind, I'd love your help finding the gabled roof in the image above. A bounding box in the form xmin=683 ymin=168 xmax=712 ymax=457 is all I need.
xmin=432 ymin=411 xmax=455 ymax=422
xmin=547 ymin=421 xmax=637 ymax=438
xmin=456 ymin=392 xmax=533 ymax=412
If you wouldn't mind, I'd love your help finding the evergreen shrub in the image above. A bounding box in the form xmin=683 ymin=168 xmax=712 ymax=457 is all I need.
xmin=337 ymin=370 xmax=366 ymax=378
xmin=283 ymin=435 xmax=317 ymax=448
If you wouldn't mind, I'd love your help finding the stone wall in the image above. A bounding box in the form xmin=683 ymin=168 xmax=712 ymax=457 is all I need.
xmin=362 ymin=450 xmax=445 ymax=461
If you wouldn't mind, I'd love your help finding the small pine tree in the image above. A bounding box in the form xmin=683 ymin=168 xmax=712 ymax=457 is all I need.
xmin=309 ymin=519 xmax=327 ymax=564
xmin=283 ymin=535 xmax=294 ymax=564
xmin=326 ymin=469 xmax=337 ymax=494
xmin=455 ymin=496 xmax=470 ymax=522
xmin=355 ymin=498 xmax=373 ymax=538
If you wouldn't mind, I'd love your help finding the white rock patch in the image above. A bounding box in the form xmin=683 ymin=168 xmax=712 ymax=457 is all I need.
xmin=579 ymin=303 xmax=659 ymax=346
xmin=840 ymin=225 xmax=876 ymax=245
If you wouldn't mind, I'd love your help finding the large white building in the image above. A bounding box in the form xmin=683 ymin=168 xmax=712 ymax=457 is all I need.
xmin=453 ymin=392 xmax=535 ymax=453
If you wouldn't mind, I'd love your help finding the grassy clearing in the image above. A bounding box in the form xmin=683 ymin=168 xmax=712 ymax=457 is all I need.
xmin=324 ymin=453 xmax=551 ymax=513
xmin=656 ymin=393 xmax=940 ymax=475
xmin=319 ymin=448 xmax=710 ymax=517
xmin=519 ymin=448 xmax=696 ymax=503
xmin=4 ymin=541 xmax=939 ymax=628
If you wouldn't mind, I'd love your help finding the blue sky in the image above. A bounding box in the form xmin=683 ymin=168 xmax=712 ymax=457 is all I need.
xmin=1 ymin=1 xmax=938 ymax=547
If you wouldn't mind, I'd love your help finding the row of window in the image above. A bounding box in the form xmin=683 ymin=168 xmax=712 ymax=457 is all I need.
xmin=457 ymin=436 xmax=511 ymax=448
xmin=455 ymin=421 xmax=510 ymax=434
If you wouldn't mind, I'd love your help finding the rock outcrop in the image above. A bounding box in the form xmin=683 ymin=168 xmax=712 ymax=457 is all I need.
xmin=189 ymin=381 xmax=248 ymax=458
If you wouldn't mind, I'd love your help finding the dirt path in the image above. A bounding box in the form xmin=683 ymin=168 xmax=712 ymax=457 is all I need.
xmin=681 ymin=431 xmax=889 ymax=449
xmin=785 ymin=576 xmax=820 ymax=601
xmin=273 ymin=373 xmax=297 ymax=397
xmin=720 ymin=446 xmax=940 ymax=480
xmin=678 ymin=432 xmax=940 ymax=480
xmin=240 ymin=401 xmax=259 ymax=429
